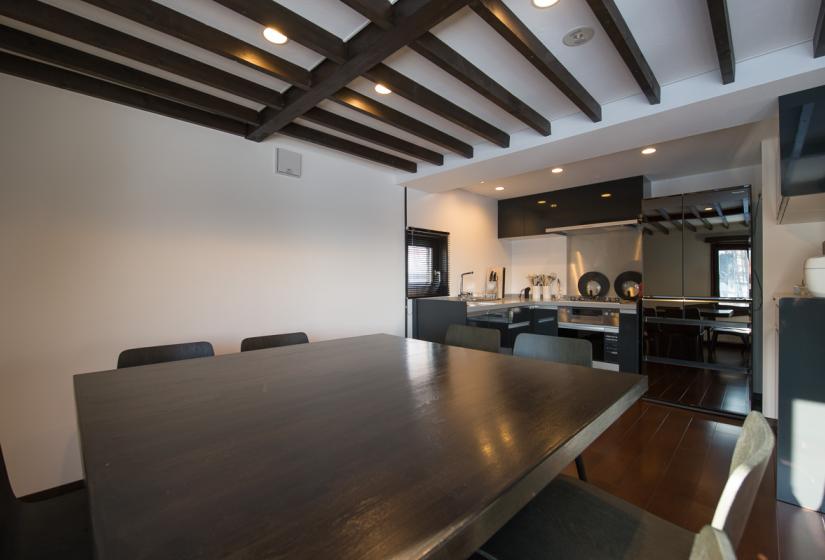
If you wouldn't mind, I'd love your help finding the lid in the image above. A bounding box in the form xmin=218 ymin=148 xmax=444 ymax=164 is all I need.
xmin=805 ymin=256 xmax=825 ymax=269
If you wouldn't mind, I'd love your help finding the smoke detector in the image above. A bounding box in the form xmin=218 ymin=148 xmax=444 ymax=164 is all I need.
xmin=563 ymin=27 xmax=595 ymax=47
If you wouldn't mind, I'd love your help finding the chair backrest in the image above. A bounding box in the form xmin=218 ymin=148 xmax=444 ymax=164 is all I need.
xmin=444 ymin=324 xmax=500 ymax=353
xmin=513 ymin=333 xmax=592 ymax=368
xmin=117 ymin=341 xmax=214 ymax=369
xmin=241 ymin=332 xmax=309 ymax=352
xmin=1 ymin=446 xmax=19 ymax=536
xmin=689 ymin=526 xmax=736 ymax=560
xmin=711 ymin=411 xmax=775 ymax=548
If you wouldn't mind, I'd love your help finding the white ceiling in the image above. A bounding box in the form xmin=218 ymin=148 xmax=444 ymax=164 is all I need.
xmin=464 ymin=119 xmax=769 ymax=199
xmin=1 ymin=0 xmax=821 ymax=177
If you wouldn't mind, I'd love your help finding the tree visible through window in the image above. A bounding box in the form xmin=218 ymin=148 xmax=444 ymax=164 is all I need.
xmin=406 ymin=228 xmax=449 ymax=298
xmin=711 ymin=238 xmax=751 ymax=298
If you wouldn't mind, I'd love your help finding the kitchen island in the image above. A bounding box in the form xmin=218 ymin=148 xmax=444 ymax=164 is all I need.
xmin=412 ymin=295 xmax=640 ymax=373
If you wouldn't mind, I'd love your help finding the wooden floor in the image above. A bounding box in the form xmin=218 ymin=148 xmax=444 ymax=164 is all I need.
xmin=644 ymin=348 xmax=751 ymax=416
xmin=558 ymin=401 xmax=825 ymax=559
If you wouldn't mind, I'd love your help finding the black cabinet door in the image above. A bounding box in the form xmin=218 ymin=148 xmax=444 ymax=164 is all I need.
xmin=498 ymin=198 xmax=523 ymax=238
xmin=532 ymin=308 xmax=558 ymax=336
xmin=619 ymin=310 xmax=640 ymax=373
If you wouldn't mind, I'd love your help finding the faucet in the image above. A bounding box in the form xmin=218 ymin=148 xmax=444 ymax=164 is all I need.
xmin=460 ymin=271 xmax=474 ymax=299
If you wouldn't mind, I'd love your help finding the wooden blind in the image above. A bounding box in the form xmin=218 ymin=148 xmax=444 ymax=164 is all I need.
xmin=406 ymin=227 xmax=449 ymax=298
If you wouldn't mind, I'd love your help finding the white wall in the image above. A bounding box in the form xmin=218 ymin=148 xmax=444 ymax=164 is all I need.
xmin=406 ymin=188 xmax=509 ymax=296
xmin=650 ymin=166 xmax=761 ymax=197
xmin=506 ymin=237 xmax=567 ymax=296
xmin=0 ymin=75 xmax=405 ymax=495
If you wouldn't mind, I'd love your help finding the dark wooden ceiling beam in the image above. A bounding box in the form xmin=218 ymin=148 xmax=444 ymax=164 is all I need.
xmin=279 ymin=123 xmax=417 ymax=172
xmin=0 ymin=26 xmax=260 ymax=125
xmin=470 ymin=0 xmax=601 ymax=122
xmin=648 ymin=220 xmax=669 ymax=235
xmin=340 ymin=0 xmax=394 ymax=29
xmin=364 ymin=64 xmax=509 ymax=147
xmin=246 ymin=0 xmax=472 ymax=142
xmin=657 ymin=208 xmax=682 ymax=231
xmin=409 ymin=32 xmax=550 ymax=135
xmin=332 ymin=88 xmax=473 ymax=158
xmin=0 ymin=0 xmax=284 ymax=108
xmin=713 ymin=202 xmax=731 ymax=228
xmin=816 ymin=1 xmax=825 ymax=57
xmin=80 ymin=0 xmax=311 ymax=89
xmin=302 ymin=108 xmax=444 ymax=165
xmin=584 ymin=0 xmax=659 ymax=104
xmin=213 ymin=0 xmax=347 ymax=63
xmin=706 ymin=0 xmax=735 ymax=84
xmin=0 ymin=51 xmax=248 ymax=136
xmin=689 ymin=205 xmax=714 ymax=230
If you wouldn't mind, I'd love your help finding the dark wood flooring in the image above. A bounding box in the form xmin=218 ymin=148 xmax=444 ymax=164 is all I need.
xmin=558 ymin=401 xmax=825 ymax=559
xmin=644 ymin=346 xmax=751 ymax=416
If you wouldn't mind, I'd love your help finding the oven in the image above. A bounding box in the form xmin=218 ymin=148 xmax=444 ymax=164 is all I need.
xmin=557 ymin=306 xmax=620 ymax=371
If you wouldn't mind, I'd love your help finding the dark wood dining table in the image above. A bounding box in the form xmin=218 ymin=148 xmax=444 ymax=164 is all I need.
xmin=74 ymin=334 xmax=647 ymax=560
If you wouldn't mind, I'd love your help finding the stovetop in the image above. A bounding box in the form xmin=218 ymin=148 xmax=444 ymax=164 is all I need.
xmin=559 ymin=295 xmax=624 ymax=303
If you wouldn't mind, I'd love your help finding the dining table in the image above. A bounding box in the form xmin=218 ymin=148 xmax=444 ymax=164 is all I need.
xmin=73 ymin=333 xmax=647 ymax=560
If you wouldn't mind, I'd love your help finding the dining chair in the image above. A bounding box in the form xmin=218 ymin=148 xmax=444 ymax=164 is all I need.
xmin=477 ymin=411 xmax=774 ymax=560
xmin=444 ymin=324 xmax=500 ymax=353
xmin=1 ymin=446 xmax=93 ymax=559
xmin=241 ymin=332 xmax=309 ymax=352
xmin=117 ymin=341 xmax=214 ymax=369
xmin=512 ymin=333 xmax=593 ymax=481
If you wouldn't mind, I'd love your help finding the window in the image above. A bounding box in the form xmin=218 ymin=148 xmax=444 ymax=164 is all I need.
xmin=406 ymin=228 xmax=449 ymax=298
xmin=711 ymin=238 xmax=751 ymax=298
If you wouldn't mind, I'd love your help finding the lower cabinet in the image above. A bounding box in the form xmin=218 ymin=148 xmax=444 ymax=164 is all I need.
xmin=531 ymin=308 xmax=558 ymax=336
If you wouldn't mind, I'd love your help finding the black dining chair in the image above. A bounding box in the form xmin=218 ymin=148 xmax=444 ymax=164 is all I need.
xmin=444 ymin=324 xmax=501 ymax=353
xmin=117 ymin=341 xmax=214 ymax=369
xmin=513 ymin=333 xmax=593 ymax=481
xmin=240 ymin=332 xmax=309 ymax=352
xmin=1 ymin=447 xmax=93 ymax=559
xmin=477 ymin=411 xmax=774 ymax=560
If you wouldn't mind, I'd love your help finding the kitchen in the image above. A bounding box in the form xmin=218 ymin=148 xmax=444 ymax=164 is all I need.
xmin=3 ymin=1 xmax=825 ymax=558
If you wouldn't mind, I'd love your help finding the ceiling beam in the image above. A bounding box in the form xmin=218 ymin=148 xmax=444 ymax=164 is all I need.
xmin=246 ymin=0 xmax=472 ymax=142
xmin=340 ymin=0 xmax=393 ymax=29
xmin=689 ymin=205 xmax=714 ymax=230
xmin=648 ymin=220 xmax=669 ymax=235
xmin=713 ymin=202 xmax=731 ymax=228
xmin=0 ymin=51 xmax=248 ymax=136
xmin=742 ymin=197 xmax=751 ymax=226
xmin=279 ymin=123 xmax=417 ymax=172
xmin=364 ymin=64 xmax=509 ymax=147
xmin=657 ymin=209 xmax=682 ymax=231
xmin=0 ymin=0 xmax=284 ymax=108
xmin=0 ymin=26 xmax=260 ymax=125
xmin=302 ymin=108 xmax=444 ymax=165
xmin=470 ymin=0 xmax=601 ymax=122
xmin=80 ymin=0 xmax=312 ymax=89
xmin=815 ymin=1 xmax=825 ymax=57
xmin=212 ymin=0 xmax=347 ymax=63
xmin=584 ymin=0 xmax=660 ymax=104
xmin=706 ymin=0 xmax=735 ymax=84
xmin=332 ymin=88 xmax=473 ymax=158
xmin=409 ymin=32 xmax=550 ymax=135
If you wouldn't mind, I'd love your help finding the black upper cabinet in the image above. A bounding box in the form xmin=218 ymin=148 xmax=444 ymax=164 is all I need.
xmin=498 ymin=176 xmax=649 ymax=238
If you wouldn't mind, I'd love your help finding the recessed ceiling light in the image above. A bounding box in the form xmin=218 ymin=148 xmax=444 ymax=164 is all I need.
xmin=480 ymin=180 xmax=485 ymax=184
xmin=550 ymin=203 xmax=558 ymax=208
xmin=601 ymin=193 xmax=612 ymax=198
xmin=374 ymin=84 xmax=392 ymax=95
xmin=532 ymin=0 xmax=559 ymax=7
xmin=263 ymin=27 xmax=288 ymax=45
xmin=641 ymin=147 xmax=657 ymax=155
xmin=537 ymin=200 xmax=547 ymax=204
xmin=551 ymin=167 xmax=564 ymax=174
xmin=495 ymin=186 xmax=505 ymax=191
xmin=704 ymin=207 xmax=713 ymax=211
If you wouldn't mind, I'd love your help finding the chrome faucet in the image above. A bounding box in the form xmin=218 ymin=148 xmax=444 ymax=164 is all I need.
xmin=460 ymin=271 xmax=474 ymax=299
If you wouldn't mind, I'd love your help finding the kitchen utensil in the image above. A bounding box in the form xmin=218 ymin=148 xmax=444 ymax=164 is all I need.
xmin=614 ymin=271 xmax=642 ymax=301
xmin=578 ymin=272 xmax=610 ymax=298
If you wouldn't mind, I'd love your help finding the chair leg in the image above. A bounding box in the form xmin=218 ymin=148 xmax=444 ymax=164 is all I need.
xmin=575 ymin=455 xmax=588 ymax=482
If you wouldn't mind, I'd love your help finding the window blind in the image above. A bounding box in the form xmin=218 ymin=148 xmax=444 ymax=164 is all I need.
xmin=406 ymin=227 xmax=449 ymax=298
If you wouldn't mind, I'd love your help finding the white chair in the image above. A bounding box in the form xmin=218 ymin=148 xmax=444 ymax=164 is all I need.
xmin=477 ymin=411 xmax=774 ymax=559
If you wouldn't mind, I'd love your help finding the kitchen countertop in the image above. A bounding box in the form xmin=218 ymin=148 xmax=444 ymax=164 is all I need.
xmin=422 ymin=295 xmax=639 ymax=314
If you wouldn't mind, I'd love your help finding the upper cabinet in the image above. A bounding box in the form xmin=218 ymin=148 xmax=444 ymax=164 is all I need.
xmin=498 ymin=176 xmax=649 ymax=238
xmin=778 ymin=85 xmax=825 ymax=224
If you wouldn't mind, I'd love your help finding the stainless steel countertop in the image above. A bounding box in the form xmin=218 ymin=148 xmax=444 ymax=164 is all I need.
xmin=422 ymin=295 xmax=639 ymax=314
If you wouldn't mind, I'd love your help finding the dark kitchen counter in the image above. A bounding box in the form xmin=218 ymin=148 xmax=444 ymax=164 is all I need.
xmin=421 ymin=294 xmax=639 ymax=315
